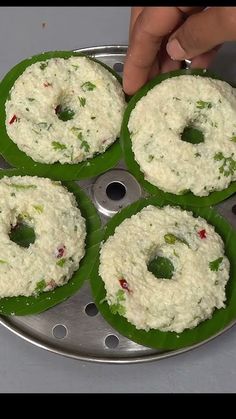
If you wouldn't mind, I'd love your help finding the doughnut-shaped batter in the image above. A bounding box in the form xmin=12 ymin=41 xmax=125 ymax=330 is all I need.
xmin=128 ymin=75 xmax=236 ymax=196
xmin=0 ymin=176 xmax=86 ymax=297
xmin=5 ymin=56 xmax=125 ymax=164
xmin=99 ymin=205 xmax=229 ymax=333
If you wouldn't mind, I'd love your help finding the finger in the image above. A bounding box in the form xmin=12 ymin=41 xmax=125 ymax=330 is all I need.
xmin=160 ymin=53 xmax=181 ymax=74
xmin=147 ymin=38 xmax=181 ymax=81
xmin=147 ymin=58 xmax=160 ymax=81
xmin=166 ymin=7 xmax=236 ymax=61
xmin=148 ymin=9 xmax=203 ymax=79
xmin=190 ymin=45 xmax=221 ymax=69
xmin=129 ymin=7 xmax=144 ymax=41
xmin=123 ymin=7 xmax=183 ymax=95
xmin=178 ymin=7 xmax=205 ymax=15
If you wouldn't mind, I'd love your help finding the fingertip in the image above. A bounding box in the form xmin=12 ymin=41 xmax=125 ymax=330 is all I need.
xmin=122 ymin=79 xmax=136 ymax=96
xmin=166 ymin=39 xmax=187 ymax=61
xmin=122 ymin=71 xmax=146 ymax=95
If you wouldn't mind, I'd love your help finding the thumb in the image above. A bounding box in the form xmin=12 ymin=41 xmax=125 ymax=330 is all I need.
xmin=166 ymin=7 xmax=236 ymax=60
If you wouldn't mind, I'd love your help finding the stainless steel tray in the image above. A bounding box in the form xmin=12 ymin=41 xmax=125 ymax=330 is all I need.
xmin=0 ymin=45 xmax=235 ymax=364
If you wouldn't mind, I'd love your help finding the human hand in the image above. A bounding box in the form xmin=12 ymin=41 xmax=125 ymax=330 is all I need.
xmin=123 ymin=7 xmax=236 ymax=95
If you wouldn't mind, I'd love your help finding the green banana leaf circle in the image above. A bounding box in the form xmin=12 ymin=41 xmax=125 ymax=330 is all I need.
xmin=120 ymin=68 xmax=236 ymax=207
xmin=0 ymin=169 xmax=103 ymax=316
xmin=90 ymin=196 xmax=236 ymax=350
xmin=0 ymin=50 xmax=123 ymax=180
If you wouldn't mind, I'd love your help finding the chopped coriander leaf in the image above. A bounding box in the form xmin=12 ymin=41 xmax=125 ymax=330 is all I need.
xmin=35 ymin=279 xmax=46 ymax=293
xmin=77 ymin=132 xmax=83 ymax=141
xmin=196 ymin=100 xmax=212 ymax=109
xmin=52 ymin=141 xmax=67 ymax=151
xmin=91 ymin=116 xmax=96 ymax=120
xmin=28 ymin=97 xmax=35 ymax=102
xmin=9 ymin=184 xmax=37 ymax=190
xmin=209 ymin=257 xmax=223 ymax=271
xmin=164 ymin=233 xmax=189 ymax=246
xmin=72 ymin=128 xmax=90 ymax=149
xmin=81 ymin=140 xmax=90 ymax=152
xmin=179 ymin=189 xmax=189 ymax=195
xmin=116 ymin=289 xmax=125 ymax=302
xmin=173 ymin=97 xmax=181 ymax=101
xmin=0 ymin=260 xmax=7 ymax=264
xmin=164 ymin=233 xmax=177 ymax=244
xmin=26 ymin=108 xmax=29 ymax=111
xmin=110 ymin=303 xmax=126 ymax=316
xmin=33 ymin=204 xmax=44 ymax=213
xmin=81 ymin=81 xmax=96 ymax=91
xmin=109 ymin=289 xmax=126 ymax=315
xmin=37 ymin=122 xmax=48 ymax=129
xmin=40 ymin=62 xmax=48 ymax=70
xmin=56 ymin=258 xmax=66 ymax=267
xmin=214 ymin=152 xmax=236 ymax=176
xmin=78 ymin=97 xmax=86 ymax=107
xmin=214 ymin=152 xmax=224 ymax=161
xmin=19 ymin=211 xmax=32 ymax=222
xmin=148 ymin=155 xmax=154 ymax=162
xmin=231 ymin=136 xmax=236 ymax=143
xmin=71 ymin=126 xmax=82 ymax=137
xmin=32 ymin=129 xmax=40 ymax=135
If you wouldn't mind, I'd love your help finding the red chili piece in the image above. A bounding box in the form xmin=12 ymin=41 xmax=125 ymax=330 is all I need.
xmin=198 ymin=229 xmax=207 ymax=239
xmin=44 ymin=82 xmax=52 ymax=87
xmin=9 ymin=114 xmax=17 ymax=124
xmin=119 ymin=278 xmax=130 ymax=292
xmin=56 ymin=245 xmax=66 ymax=258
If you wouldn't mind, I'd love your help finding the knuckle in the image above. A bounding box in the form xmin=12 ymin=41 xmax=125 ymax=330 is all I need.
xmin=178 ymin=18 xmax=201 ymax=52
xmin=218 ymin=7 xmax=236 ymax=33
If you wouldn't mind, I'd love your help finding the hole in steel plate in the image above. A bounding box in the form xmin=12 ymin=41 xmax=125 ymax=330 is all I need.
xmin=106 ymin=182 xmax=126 ymax=201
xmin=105 ymin=335 xmax=119 ymax=349
xmin=52 ymin=324 xmax=68 ymax=339
xmin=85 ymin=302 xmax=98 ymax=317
xmin=232 ymin=205 xmax=236 ymax=215
xmin=113 ymin=62 xmax=124 ymax=73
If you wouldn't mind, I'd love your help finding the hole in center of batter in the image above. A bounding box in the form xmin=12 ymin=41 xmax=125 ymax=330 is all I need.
xmin=181 ymin=126 xmax=204 ymax=144
xmin=9 ymin=219 xmax=36 ymax=248
xmin=55 ymin=104 xmax=75 ymax=121
xmin=148 ymin=256 xmax=174 ymax=280
xmin=106 ymin=182 xmax=126 ymax=201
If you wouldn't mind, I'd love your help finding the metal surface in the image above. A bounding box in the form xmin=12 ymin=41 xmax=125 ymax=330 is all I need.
xmin=92 ymin=168 xmax=142 ymax=218
xmin=0 ymin=45 xmax=235 ymax=364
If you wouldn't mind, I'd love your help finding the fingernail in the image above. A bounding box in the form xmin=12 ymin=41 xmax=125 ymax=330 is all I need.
xmin=166 ymin=39 xmax=186 ymax=60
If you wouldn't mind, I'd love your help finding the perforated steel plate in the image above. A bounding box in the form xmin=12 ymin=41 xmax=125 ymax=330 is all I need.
xmin=0 ymin=45 xmax=235 ymax=364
